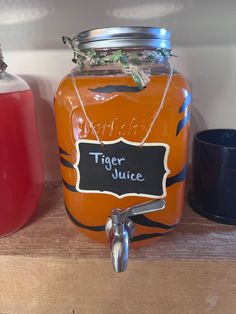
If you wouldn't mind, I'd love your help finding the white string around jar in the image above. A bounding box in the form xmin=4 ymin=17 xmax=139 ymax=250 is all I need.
xmin=71 ymin=60 xmax=173 ymax=147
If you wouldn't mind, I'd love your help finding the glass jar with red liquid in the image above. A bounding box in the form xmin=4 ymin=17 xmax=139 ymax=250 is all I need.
xmin=0 ymin=46 xmax=44 ymax=237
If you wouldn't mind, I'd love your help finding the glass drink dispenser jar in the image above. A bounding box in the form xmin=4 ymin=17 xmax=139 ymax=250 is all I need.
xmin=54 ymin=27 xmax=191 ymax=271
xmin=0 ymin=46 xmax=44 ymax=237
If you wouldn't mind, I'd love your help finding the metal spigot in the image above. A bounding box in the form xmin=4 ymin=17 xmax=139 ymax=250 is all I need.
xmin=105 ymin=199 xmax=166 ymax=273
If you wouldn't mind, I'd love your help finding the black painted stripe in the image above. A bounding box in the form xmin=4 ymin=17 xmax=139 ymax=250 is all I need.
xmin=66 ymin=203 xmax=171 ymax=241
xmin=62 ymin=164 xmax=187 ymax=193
xmin=132 ymin=231 xmax=171 ymax=242
xmin=59 ymin=147 xmax=70 ymax=156
xmin=89 ymin=85 xmax=142 ymax=93
xmin=60 ymin=156 xmax=74 ymax=169
xmin=132 ymin=215 xmax=176 ymax=230
xmin=167 ymin=165 xmax=188 ymax=187
xmin=64 ymin=200 xmax=177 ymax=235
xmin=179 ymin=93 xmax=192 ymax=113
xmin=65 ymin=204 xmax=105 ymax=231
xmin=176 ymin=111 xmax=191 ymax=136
xmin=63 ymin=163 xmax=187 ymax=236
xmin=66 ymin=204 xmax=171 ymax=240
xmin=63 ymin=179 xmax=77 ymax=192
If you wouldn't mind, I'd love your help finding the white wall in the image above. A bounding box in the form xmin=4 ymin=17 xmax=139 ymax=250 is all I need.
xmin=1 ymin=0 xmax=236 ymax=49
xmin=4 ymin=45 xmax=236 ymax=181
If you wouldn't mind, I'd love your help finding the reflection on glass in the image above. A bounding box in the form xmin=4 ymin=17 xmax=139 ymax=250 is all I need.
xmin=107 ymin=2 xmax=185 ymax=20
xmin=0 ymin=0 xmax=54 ymax=25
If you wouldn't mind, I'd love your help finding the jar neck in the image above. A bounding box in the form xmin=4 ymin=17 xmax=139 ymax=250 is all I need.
xmin=71 ymin=47 xmax=171 ymax=67
xmin=70 ymin=48 xmax=172 ymax=89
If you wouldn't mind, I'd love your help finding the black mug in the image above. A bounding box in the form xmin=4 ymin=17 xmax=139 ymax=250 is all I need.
xmin=189 ymin=129 xmax=236 ymax=224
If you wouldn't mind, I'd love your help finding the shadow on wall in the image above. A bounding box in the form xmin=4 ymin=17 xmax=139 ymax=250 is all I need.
xmin=185 ymin=86 xmax=208 ymax=181
xmin=188 ymin=79 xmax=208 ymax=137
xmin=184 ymin=79 xmax=207 ymax=175
xmin=175 ymin=45 xmax=233 ymax=130
xmin=189 ymin=103 xmax=208 ymax=164
xmin=190 ymin=106 xmax=208 ymax=138
xmin=20 ymin=75 xmax=60 ymax=182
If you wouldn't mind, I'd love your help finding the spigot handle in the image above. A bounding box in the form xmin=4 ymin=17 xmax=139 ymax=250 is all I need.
xmin=122 ymin=199 xmax=166 ymax=219
xmin=106 ymin=199 xmax=166 ymax=273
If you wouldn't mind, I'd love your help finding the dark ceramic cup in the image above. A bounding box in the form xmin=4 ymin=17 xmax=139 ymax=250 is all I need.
xmin=189 ymin=129 xmax=236 ymax=224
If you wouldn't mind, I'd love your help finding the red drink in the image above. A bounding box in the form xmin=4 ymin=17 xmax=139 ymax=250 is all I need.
xmin=0 ymin=54 xmax=44 ymax=236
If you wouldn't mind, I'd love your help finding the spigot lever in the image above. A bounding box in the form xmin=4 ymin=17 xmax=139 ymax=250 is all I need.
xmin=122 ymin=199 xmax=165 ymax=219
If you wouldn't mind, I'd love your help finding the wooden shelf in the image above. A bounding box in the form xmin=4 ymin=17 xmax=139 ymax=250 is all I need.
xmin=2 ymin=182 xmax=236 ymax=261
xmin=0 ymin=183 xmax=236 ymax=314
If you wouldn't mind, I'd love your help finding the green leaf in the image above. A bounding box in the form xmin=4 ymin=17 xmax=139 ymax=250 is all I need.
xmin=120 ymin=55 xmax=129 ymax=65
xmin=110 ymin=50 xmax=123 ymax=62
xmin=132 ymin=73 xmax=144 ymax=90
xmin=147 ymin=54 xmax=155 ymax=61
xmin=131 ymin=59 xmax=141 ymax=65
xmin=87 ymin=50 xmax=97 ymax=57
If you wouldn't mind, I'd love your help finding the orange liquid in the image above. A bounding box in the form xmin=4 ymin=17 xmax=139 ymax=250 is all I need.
xmin=54 ymin=72 xmax=190 ymax=247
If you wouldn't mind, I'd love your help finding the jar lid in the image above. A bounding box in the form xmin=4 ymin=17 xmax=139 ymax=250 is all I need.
xmin=75 ymin=26 xmax=171 ymax=49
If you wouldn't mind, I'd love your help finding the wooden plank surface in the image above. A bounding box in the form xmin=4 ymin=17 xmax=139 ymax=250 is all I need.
xmin=0 ymin=182 xmax=235 ymax=261
xmin=0 ymin=257 xmax=236 ymax=314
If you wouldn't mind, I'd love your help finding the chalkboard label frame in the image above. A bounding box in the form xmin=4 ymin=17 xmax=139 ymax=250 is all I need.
xmin=74 ymin=138 xmax=170 ymax=199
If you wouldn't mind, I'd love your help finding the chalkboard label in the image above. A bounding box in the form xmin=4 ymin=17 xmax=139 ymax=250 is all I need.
xmin=74 ymin=138 xmax=170 ymax=199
